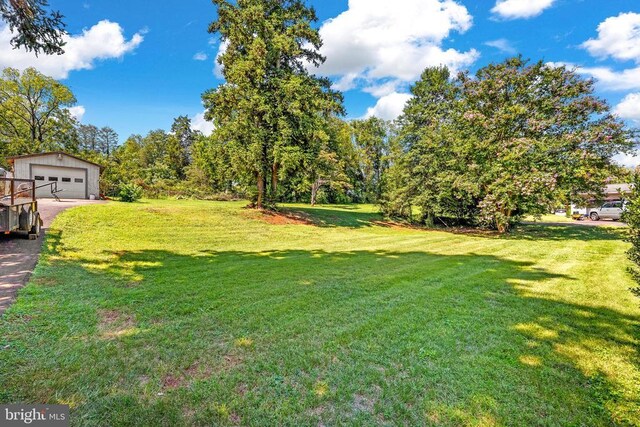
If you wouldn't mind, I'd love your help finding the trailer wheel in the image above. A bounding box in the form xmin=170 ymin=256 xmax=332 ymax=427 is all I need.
xmin=29 ymin=212 xmax=41 ymax=238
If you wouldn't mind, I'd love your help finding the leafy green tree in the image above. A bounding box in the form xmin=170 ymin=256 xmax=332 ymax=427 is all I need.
xmin=383 ymin=66 xmax=469 ymax=225
xmin=188 ymin=131 xmax=234 ymax=193
xmin=168 ymin=116 xmax=200 ymax=179
xmin=624 ymin=176 xmax=640 ymax=299
xmin=351 ymin=117 xmax=391 ymax=203
xmin=203 ymin=0 xmax=343 ymax=208
xmin=171 ymin=116 xmax=197 ymax=160
xmin=385 ymin=58 xmax=635 ymax=232
xmin=0 ymin=67 xmax=78 ymax=161
xmin=305 ymin=117 xmax=353 ymax=205
xmin=0 ymin=0 xmax=65 ymax=55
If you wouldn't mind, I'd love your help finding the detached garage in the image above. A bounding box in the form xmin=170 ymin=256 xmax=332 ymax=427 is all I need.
xmin=8 ymin=152 xmax=102 ymax=199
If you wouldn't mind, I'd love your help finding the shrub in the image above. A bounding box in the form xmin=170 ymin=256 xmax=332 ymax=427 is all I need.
xmin=623 ymin=175 xmax=640 ymax=299
xmin=119 ymin=183 xmax=143 ymax=203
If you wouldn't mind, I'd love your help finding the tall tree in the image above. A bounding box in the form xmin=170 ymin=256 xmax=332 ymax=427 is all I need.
xmin=351 ymin=117 xmax=390 ymax=203
xmin=0 ymin=67 xmax=77 ymax=157
xmin=97 ymin=126 xmax=119 ymax=157
xmin=0 ymin=0 xmax=65 ymax=55
xmin=170 ymin=116 xmax=199 ymax=178
xmin=203 ymin=0 xmax=343 ymax=208
xmin=171 ymin=116 xmax=197 ymax=159
xmin=305 ymin=116 xmax=353 ymax=205
xmin=78 ymin=124 xmax=100 ymax=152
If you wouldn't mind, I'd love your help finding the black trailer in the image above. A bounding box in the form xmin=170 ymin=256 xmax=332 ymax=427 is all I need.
xmin=0 ymin=177 xmax=43 ymax=239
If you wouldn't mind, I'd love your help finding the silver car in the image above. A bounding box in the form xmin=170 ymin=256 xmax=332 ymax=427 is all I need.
xmin=589 ymin=201 xmax=625 ymax=221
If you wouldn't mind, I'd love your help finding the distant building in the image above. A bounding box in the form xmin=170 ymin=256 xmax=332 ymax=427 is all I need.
xmin=7 ymin=152 xmax=102 ymax=199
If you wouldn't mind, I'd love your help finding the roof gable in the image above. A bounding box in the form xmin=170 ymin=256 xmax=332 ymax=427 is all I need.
xmin=7 ymin=151 xmax=103 ymax=169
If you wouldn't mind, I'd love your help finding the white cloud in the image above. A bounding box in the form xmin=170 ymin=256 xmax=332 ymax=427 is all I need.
xmin=484 ymin=38 xmax=516 ymax=54
xmin=363 ymin=80 xmax=403 ymax=98
xmin=191 ymin=112 xmax=214 ymax=136
xmin=614 ymin=93 xmax=640 ymax=124
xmin=0 ymin=20 xmax=144 ymax=79
xmin=575 ymin=65 xmax=640 ymax=91
xmin=491 ymin=0 xmax=554 ymax=20
xmin=582 ymin=13 xmax=640 ymax=63
xmin=546 ymin=61 xmax=640 ymax=91
xmin=315 ymin=0 xmax=478 ymax=88
xmin=364 ymin=92 xmax=412 ymax=120
xmin=67 ymin=106 xmax=86 ymax=121
xmin=213 ymin=40 xmax=229 ymax=78
xmin=614 ymin=152 xmax=639 ymax=168
xmin=193 ymin=52 xmax=208 ymax=61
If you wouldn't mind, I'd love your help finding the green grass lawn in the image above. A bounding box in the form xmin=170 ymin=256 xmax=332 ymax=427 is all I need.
xmin=1 ymin=200 xmax=639 ymax=426
xmin=523 ymin=214 xmax=574 ymax=223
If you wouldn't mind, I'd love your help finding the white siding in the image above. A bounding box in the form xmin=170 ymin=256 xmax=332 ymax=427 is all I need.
xmin=13 ymin=153 xmax=101 ymax=199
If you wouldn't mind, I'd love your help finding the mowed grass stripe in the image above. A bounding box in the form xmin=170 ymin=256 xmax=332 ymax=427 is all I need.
xmin=1 ymin=200 xmax=638 ymax=426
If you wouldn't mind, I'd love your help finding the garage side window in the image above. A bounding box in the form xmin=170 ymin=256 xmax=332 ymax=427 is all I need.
xmin=74 ymin=178 xmax=83 ymax=183
xmin=48 ymin=177 xmax=58 ymax=181
xmin=34 ymin=176 xmax=44 ymax=181
xmin=62 ymin=177 xmax=71 ymax=182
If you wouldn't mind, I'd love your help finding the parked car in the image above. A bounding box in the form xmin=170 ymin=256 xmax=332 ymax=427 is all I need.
xmin=589 ymin=201 xmax=626 ymax=221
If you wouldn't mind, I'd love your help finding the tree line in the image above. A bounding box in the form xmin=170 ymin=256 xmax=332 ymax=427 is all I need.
xmin=1 ymin=0 xmax=637 ymax=235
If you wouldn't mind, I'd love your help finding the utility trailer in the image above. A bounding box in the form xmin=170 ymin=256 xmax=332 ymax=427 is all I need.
xmin=0 ymin=177 xmax=43 ymax=239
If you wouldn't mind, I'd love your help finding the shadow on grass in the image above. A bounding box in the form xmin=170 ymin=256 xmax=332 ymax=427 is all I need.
xmin=508 ymin=223 xmax=628 ymax=242
xmin=280 ymin=206 xmax=383 ymax=228
xmin=277 ymin=206 xmax=626 ymax=242
xmin=2 ymin=241 xmax=639 ymax=425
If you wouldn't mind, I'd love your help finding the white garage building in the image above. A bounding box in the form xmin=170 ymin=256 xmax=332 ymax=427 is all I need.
xmin=8 ymin=152 xmax=102 ymax=199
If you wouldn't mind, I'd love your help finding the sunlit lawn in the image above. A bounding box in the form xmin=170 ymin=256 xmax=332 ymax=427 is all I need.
xmin=523 ymin=214 xmax=574 ymax=223
xmin=1 ymin=200 xmax=639 ymax=426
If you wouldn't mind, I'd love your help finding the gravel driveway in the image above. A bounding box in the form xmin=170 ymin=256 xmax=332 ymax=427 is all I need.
xmin=0 ymin=199 xmax=105 ymax=315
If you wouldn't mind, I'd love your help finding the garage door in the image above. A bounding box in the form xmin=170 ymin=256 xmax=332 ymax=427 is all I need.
xmin=32 ymin=165 xmax=86 ymax=199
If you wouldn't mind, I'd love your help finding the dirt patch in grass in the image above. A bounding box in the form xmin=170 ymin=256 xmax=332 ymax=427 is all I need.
xmin=244 ymin=208 xmax=315 ymax=226
xmin=229 ymin=412 xmax=242 ymax=425
xmin=352 ymin=393 xmax=375 ymax=413
xmin=162 ymin=374 xmax=185 ymax=390
xmin=97 ymin=309 xmax=136 ymax=339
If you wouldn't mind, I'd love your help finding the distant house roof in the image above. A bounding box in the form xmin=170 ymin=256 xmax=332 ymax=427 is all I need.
xmin=7 ymin=151 xmax=104 ymax=170
xmin=604 ymin=183 xmax=633 ymax=195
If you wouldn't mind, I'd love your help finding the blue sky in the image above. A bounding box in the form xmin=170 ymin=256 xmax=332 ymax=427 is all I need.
xmin=1 ymin=0 xmax=639 ymax=163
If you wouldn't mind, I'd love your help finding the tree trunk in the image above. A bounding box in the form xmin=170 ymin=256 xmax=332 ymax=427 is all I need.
xmin=311 ymin=181 xmax=319 ymax=206
xmin=311 ymin=179 xmax=326 ymax=206
xmin=256 ymin=172 xmax=265 ymax=209
xmin=271 ymin=162 xmax=278 ymax=200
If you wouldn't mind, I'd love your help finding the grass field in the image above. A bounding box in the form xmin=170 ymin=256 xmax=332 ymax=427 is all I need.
xmin=1 ymin=200 xmax=639 ymax=426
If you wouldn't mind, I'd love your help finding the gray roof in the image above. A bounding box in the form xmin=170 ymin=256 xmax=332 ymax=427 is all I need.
xmin=604 ymin=183 xmax=633 ymax=194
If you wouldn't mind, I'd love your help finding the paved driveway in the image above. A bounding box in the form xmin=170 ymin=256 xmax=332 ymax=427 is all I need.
xmin=0 ymin=199 xmax=105 ymax=315
xmin=523 ymin=219 xmax=627 ymax=227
